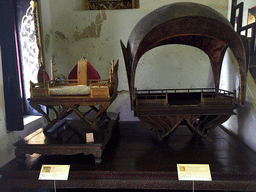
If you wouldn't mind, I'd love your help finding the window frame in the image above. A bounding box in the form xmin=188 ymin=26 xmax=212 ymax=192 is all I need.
xmin=0 ymin=0 xmax=24 ymax=131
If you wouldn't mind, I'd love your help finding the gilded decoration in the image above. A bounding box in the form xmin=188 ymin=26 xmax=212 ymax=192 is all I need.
xmin=82 ymin=0 xmax=139 ymax=10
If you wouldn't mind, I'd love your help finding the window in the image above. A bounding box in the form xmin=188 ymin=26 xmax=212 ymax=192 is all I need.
xmin=15 ymin=0 xmax=45 ymax=116
xmin=0 ymin=0 xmax=43 ymax=131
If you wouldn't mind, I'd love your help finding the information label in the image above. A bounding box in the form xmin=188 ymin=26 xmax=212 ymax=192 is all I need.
xmin=39 ymin=165 xmax=70 ymax=180
xmin=177 ymin=164 xmax=212 ymax=181
xmin=86 ymin=132 xmax=94 ymax=143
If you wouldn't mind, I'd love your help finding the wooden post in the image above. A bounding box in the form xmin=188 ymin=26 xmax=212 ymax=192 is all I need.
xmin=51 ymin=60 xmax=54 ymax=81
xmin=78 ymin=57 xmax=88 ymax=85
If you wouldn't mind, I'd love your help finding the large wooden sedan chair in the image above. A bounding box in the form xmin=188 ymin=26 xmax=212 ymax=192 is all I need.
xmin=121 ymin=2 xmax=249 ymax=140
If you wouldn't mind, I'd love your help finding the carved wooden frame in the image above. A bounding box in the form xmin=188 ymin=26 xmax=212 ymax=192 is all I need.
xmin=81 ymin=0 xmax=139 ymax=10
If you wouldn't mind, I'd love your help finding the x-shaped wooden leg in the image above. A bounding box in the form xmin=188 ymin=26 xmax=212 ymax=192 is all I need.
xmin=71 ymin=103 xmax=110 ymax=131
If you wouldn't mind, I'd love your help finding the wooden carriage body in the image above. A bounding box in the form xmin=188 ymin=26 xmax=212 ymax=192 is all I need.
xmin=121 ymin=2 xmax=248 ymax=139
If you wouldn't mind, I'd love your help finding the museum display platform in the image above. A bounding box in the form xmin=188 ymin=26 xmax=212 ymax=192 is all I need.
xmin=1 ymin=121 xmax=256 ymax=191
xmin=14 ymin=112 xmax=120 ymax=165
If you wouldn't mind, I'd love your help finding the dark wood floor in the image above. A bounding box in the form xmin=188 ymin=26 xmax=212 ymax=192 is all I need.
xmin=106 ymin=122 xmax=256 ymax=173
xmin=1 ymin=121 xmax=256 ymax=191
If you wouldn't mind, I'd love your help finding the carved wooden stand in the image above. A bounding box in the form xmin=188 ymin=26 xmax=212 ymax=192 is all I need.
xmin=134 ymin=89 xmax=236 ymax=140
xmin=14 ymin=112 xmax=119 ymax=164
xmin=28 ymin=93 xmax=117 ymax=133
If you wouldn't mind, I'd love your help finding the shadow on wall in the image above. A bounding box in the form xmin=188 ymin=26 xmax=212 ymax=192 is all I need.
xmin=237 ymin=101 xmax=256 ymax=140
xmin=108 ymin=93 xmax=139 ymax=121
xmin=0 ymin=134 xmax=15 ymax=168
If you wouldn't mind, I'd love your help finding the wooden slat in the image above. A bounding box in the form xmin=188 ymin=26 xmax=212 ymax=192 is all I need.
xmin=78 ymin=57 xmax=87 ymax=85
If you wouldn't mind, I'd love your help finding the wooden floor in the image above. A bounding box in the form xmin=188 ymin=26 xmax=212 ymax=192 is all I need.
xmin=1 ymin=121 xmax=256 ymax=191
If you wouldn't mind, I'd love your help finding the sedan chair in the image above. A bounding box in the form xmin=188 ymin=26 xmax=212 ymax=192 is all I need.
xmin=29 ymin=57 xmax=119 ymax=133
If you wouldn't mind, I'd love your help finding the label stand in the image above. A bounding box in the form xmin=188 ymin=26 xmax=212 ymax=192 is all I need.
xmin=39 ymin=164 xmax=70 ymax=192
xmin=177 ymin=164 xmax=212 ymax=191
xmin=54 ymin=180 xmax=56 ymax=192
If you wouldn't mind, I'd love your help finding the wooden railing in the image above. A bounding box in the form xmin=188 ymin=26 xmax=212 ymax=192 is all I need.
xmin=30 ymin=79 xmax=111 ymax=98
xmin=136 ymin=88 xmax=235 ymax=97
xmin=135 ymin=88 xmax=236 ymax=107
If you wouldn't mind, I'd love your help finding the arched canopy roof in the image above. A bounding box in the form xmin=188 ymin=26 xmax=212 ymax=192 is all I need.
xmin=121 ymin=2 xmax=247 ymax=105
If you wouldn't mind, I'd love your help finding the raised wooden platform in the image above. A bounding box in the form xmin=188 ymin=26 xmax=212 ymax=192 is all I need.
xmin=14 ymin=112 xmax=119 ymax=164
xmin=1 ymin=122 xmax=256 ymax=191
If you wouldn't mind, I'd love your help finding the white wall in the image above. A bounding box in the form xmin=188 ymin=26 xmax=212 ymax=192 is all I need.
xmin=136 ymin=45 xmax=214 ymax=90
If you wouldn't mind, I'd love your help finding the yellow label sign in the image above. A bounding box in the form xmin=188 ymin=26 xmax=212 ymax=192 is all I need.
xmin=86 ymin=133 xmax=94 ymax=143
xmin=39 ymin=165 xmax=70 ymax=180
xmin=177 ymin=164 xmax=212 ymax=181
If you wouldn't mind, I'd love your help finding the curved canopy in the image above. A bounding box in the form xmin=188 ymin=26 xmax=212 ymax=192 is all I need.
xmin=121 ymin=2 xmax=247 ymax=105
